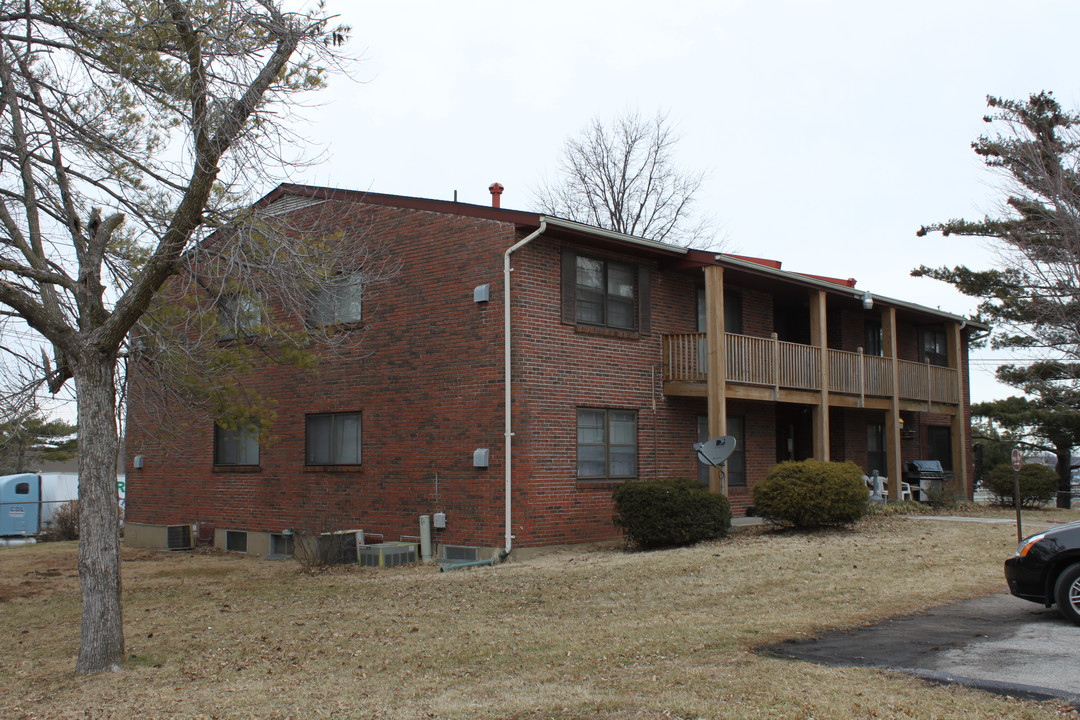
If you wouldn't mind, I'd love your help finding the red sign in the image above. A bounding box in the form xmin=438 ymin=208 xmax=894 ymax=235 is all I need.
xmin=1012 ymin=448 xmax=1023 ymax=472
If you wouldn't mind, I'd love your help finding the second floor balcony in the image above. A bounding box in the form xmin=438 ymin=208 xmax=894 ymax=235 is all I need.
xmin=662 ymin=332 xmax=961 ymax=407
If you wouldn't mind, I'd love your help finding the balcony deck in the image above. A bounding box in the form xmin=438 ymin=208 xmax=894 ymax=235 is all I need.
xmin=662 ymin=332 xmax=960 ymax=410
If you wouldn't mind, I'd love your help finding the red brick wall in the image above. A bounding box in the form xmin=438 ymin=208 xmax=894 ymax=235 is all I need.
xmin=507 ymin=239 xmax=703 ymax=545
xmin=127 ymin=201 xmax=518 ymax=548
xmin=125 ymin=197 xmax=980 ymax=551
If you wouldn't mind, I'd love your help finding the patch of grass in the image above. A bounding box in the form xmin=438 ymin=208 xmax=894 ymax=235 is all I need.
xmin=1 ymin=513 xmax=1078 ymax=719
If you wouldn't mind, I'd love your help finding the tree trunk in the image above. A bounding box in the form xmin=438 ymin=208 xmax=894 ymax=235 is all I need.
xmin=1055 ymin=446 xmax=1073 ymax=510
xmin=74 ymin=355 xmax=125 ymax=673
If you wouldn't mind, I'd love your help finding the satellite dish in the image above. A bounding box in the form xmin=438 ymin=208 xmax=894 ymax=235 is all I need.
xmin=694 ymin=436 xmax=737 ymax=467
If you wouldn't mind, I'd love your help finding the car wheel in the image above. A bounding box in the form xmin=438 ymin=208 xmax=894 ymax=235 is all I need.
xmin=1053 ymin=563 xmax=1080 ymax=625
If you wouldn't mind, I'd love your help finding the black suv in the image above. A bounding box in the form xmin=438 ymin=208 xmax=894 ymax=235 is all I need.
xmin=1005 ymin=519 xmax=1080 ymax=624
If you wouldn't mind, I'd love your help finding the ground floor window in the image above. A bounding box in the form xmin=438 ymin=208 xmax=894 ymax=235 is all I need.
xmin=214 ymin=420 xmax=259 ymax=466
xmin=306 ymin=412 xmax=361 ymax=465
xmin=577 ymin=408 xmax=637 ymax=479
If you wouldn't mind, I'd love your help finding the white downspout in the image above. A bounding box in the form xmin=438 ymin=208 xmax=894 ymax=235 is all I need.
xmin=502 ymin=220 xmax=548 ymax=555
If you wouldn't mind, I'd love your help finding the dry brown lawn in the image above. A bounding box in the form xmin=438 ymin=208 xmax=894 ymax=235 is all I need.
xmin=1 ymin=511 xmax=1078 ymax=720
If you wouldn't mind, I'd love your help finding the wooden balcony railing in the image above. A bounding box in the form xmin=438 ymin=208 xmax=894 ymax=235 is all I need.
xmin=662 ymin=332 xmax=960 ymax=405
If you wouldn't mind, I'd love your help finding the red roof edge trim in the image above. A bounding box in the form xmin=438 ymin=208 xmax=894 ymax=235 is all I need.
xmin=797 ymin=273 xmax=858 ymax=288
xmin=725 ymin=254 xmax=782 ymax=269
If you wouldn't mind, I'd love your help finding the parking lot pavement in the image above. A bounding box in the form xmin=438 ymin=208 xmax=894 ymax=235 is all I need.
xmin=761 ymin=593 xmax=1080 ymax=708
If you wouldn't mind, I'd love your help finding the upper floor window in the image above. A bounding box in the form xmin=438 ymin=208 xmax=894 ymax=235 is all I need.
xmin=306 ymin=412 xmax=361 ymax=465
xmin=309 ymin=273 xmax=363 ymax=327
xmin=214 ymin=420 xmax=260 ymax=466
xmin=865 ymin=320 xmax=883 ymax=356
xmin=696 ymin=288 xmax=743 ymax=334
xmin=576 ymin=256 xmax=636 ymax=329
xmin=561 ymin=250 xmax=650 ymax=333
xmin=577 ymin=408 xmax=637 ymax=480
xmin=219 ymin=293 xmax=261 ymax=340
xmin=920 ymin=328 xmax=948 ymax=367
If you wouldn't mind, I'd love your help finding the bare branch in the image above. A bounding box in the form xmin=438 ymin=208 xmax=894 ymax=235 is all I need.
xmin=534 ymin=109 xmax=716 ymax=248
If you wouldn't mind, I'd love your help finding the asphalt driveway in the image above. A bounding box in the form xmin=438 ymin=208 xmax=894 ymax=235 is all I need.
xmin=762 ymin=592 xmax=1080 ymax=708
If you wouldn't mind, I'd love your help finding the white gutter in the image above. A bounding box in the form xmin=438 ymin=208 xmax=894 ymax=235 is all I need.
xmin=502 ymin=220 xmax=548 ymax=555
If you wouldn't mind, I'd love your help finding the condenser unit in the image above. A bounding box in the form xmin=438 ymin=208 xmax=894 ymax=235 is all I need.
xmin=316 ymin=530 xmax=363 ymax=565
xmin=358 ymin=541 xmax=418 ymax=568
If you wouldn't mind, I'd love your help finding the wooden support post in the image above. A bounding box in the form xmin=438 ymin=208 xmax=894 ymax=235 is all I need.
xmin=704 ymin=266 xmax=727 ymax=494
xmin=947 ymin=321 xmax=968 ymax=498
xmin=882 ymin=307 xmax=903 ymax=498
xmin=809 ymin=289 xmax=830 ymax=461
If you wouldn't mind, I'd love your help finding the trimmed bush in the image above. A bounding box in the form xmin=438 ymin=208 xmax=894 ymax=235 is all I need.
xmin=613 ymin=477 xmax=731 ymax=550
xmin=985 ymin=463 xmax=1057 ymax=508
xmin=753 ymin=460 xmax=868 ymax=529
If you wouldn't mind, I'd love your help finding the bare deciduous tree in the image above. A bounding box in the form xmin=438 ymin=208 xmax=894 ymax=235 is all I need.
xmin=534 ymin=110 xmax=715 ymax=247
xmin=0 ymin=1 xmax=358 ymax=673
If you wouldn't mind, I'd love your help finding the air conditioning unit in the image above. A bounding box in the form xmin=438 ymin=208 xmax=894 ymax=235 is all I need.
xmin=358 ymin=541 xmax=418 ymax=568
xmin=166 ymin=524 xmax=194 ymax=550
xmin=316 ymin=530 xmax=363 ymax=565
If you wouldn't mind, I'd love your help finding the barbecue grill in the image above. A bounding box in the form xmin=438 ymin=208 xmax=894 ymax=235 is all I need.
xmin=904 ymin=459 xmax=945 ymax=501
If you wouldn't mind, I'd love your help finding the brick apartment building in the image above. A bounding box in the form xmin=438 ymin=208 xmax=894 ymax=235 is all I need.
xmin=123 ymin=183 xmax=987 ymax=560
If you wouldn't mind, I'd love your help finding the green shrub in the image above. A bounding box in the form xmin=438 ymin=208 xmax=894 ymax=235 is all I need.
xmin=985 ymin=463 xmax=1057 ymax=508
xmin=753 ymin=460 xmax=868 ymax=529
xmin=612 ymin=477 xmax=731 ymax=550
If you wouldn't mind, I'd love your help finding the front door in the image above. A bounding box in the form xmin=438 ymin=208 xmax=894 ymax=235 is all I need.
xmin=775 ymin=405 xmax=813 ymax=463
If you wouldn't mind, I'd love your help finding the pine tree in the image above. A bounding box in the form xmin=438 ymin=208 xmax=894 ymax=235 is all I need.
xmin=916 ymin=92 xmax=1080 ymax=508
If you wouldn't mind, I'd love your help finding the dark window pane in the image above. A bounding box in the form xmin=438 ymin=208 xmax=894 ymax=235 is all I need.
xmin=577 ymin=408 xmax=637 ymax=480
xmin=867 ymin=423 xmax=886 ymax=476
xmin=214 ymin=421 xmax=259 ymax=466
xmin=577 ymin=446 xmax=606 ymax=477
xmin=574 ymin=256 xmax=638 ymax=330
xmin=921 ymin=329 xmax=948 ymax=367
xmin=724 ymin=291 xmax=743 ymax=335
xmin=306 ymin=412 xmax=361 ymax=465
xmin=607 ymin=297 xmax=636 ymax=329
xmin=576 ymin=289 xmax=605 ymax=325
xmin=306 ymin=414 xmax=333 ymax=464
xmin=575 ymin=256 xmax=603 ymax=289
xmin=928 ymin=426 xmax=952 ymax=471
xmin=865 ymin=320 xmax=883 ymax=356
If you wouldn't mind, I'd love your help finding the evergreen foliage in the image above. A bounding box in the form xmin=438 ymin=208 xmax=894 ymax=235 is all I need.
xmin=973 ymin=396 xmax=1080 ymax=507
xmin=985 ymin=462 xmax=1058 ymax=507
xmin=915 ymin=92 xmax=1080 ymax=509
xmin=0 ymin=411 xmax=77 ymax=473
xmin=612 ymin=477 xmax=731 ymax=550
xmin=753 ymin=460 xmax=868 ymax=529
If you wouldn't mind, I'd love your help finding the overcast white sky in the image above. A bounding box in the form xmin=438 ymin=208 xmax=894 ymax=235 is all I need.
xmin=282 ymin=0 xmax=1080 ymax=404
